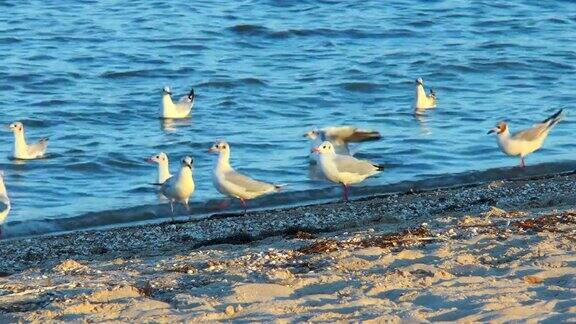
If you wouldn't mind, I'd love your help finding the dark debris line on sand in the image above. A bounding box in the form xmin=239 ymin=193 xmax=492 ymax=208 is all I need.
xmin=0 ymin=173 xmax=576 ymax=273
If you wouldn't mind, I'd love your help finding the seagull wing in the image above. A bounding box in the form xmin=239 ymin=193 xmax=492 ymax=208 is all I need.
xmin=511 ymin=124 xmax=548 ymax=141
xmin=224 ymin=171 xmax=275 ymax=193
xmin=512 ymin=109 xmax=563 ymax=141
xmin=333 ymin=155 xmax=381 ymax=175
xmin=322 ymin=126 xmax=381 ymax=143
xmin=27 ymin=138 xmax=49 ymax=157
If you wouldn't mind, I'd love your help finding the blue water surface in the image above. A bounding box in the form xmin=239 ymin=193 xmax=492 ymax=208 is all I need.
xmin=0 ymin=0 xmax=575 ymax=225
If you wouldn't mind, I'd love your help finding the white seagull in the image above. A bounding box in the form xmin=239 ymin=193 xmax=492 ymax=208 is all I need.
xmin=413 ymin=77 xmax=437 ymax=110
xmin=161 ymin=86 xmax=195 ymax=119
xmin=8 ymin=122 xmax=49 ymax=160
xmin=488 ymin=109 xmax=564 ymax=168
xmin=208 ymin=140 xmax=283 ymax=212
xmin=312 ymin=141 xmax=383 ymax=202
xmin=0 ymin=171 xmax=10 ymax=238
xmin=161 ymin=156 xmax=195 ymax=213
xmin=304 ymin=126 xmax=381 ymax=162
xmin=147 ymin=152 xmax=172 ymax=184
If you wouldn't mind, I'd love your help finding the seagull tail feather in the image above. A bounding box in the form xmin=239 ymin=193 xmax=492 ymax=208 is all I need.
xmin=274 ymin=184 xmax=287 ymax=191
xmin=542 ymin=108 xmax=564 ymax=129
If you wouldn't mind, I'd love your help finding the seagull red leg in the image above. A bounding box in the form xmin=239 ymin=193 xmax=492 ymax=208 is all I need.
xmin=342 ymin=184 xmax=349 ymax=202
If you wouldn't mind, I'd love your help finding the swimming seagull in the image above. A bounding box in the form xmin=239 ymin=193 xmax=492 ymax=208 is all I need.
xmin=161 ymin=86 xmax=195 ymax=119
xmin=8 ymin=122 xmax=49 ymax=160
xmin=488 ymin=109 xmax=564 ymax=168
xmin=146 ymin=152 xmax=172 ymax=184
xmin=304 ymin=126 xmax=381 ymax=162
xmin=208 ymin=140 xmax=284 ymax=212
xmin=312 ymin=141 xmax=383 ymax=202
xmin=161 ymin=156 xmax=195 ymax=214
xmin=413 ymin=77 xmax=437 ymax=110
xmin=0 ymin=172 xmax=10 ymax=238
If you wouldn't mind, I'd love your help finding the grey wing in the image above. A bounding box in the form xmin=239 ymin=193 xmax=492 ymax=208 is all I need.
xmin=323 ymin=126 xmax=381 ymax=143
xmin=176 ymin=95 xmax=194 ymax=111
xmin=334 ymin=155 xmax=378 ymax=175
xmin=160 ymin=176 xmax=175 ymax=195
xmin=225 ymin=171 xmax=275 ymax=193
xmin=27 ymin=138 xmax=49 ymax=156
xmin=511 ymin=124 xmax=548 ymax=141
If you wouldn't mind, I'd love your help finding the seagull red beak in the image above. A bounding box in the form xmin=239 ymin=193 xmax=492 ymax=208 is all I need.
xmin=311 ymin=148 xmax=320 ymax=154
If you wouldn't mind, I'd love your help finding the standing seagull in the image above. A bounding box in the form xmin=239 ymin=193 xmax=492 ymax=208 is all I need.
xmin=312 ymin=141 xmax=383 ymax=202
xmin=147 ymin=152 xmax=172 ymax=184
xmin=161 ymin=156 xmax=195 ymax=213
xmin=8 ymin=122 xmax=49 ymax=160
xmin=304 ymin=126 xmax=381 ymax=162
xmin=161 ymin=86 xmax=195 ymax=119
xmin=413 ymin=77 xmax=437 ymax=110
xmin=209 ymin=140 xmax=283 ymax=212
xmin=0 ymin=172 xmax=10 ymax=238
xmin=488 ymin=109 xmax=564 ymax=168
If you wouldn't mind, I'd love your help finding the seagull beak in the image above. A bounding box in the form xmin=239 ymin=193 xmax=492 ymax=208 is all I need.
xmin=208 ymin=148 xmax=216 ymax=153
xmin=311 ymin=148 xmax=320 ymax=154
xmin=487 ymin=129 xmax=495 ymax=135
xmin=4 ymin=125 xmax=11 ymax=131
xmin=145 ymin=158 xmax=154 ymax=163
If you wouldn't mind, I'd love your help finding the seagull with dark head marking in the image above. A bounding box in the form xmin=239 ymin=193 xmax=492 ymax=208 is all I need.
xmin=488 ymin=109 xmax=564 ymax=168
xmin=8 ymin=122 xmax=49 ymax=160
xmin=304 ymin=126 xmax=381 ymax=163
xmin=312 ymin=141 xmax=383 ymax=202
xmin=161 ymin=86 xmax=195 ymax=119
xmin=413 ymin=77 xmax=437 ymax=110
xmin=161 ymin=156 xmax=195 ymax=214
xmin=146 ymin=152 xmax=171 ymax=184
xmin=209 ymin=140 xmax=284 ymax=212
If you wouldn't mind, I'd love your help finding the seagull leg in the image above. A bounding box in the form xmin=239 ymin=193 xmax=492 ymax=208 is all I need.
xmin=240 ymin=199 xmax=247 ymax=214
xmin=342 ymin=184 xmax=349 ymax=202
xmin=217 ymin=200 xmax=230 ymax=210
xmin=520 ymin=157 xmax=526 ymax=168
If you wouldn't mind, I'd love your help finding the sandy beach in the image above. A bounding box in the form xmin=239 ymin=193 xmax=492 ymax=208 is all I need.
xmin=0 ymin=171 xmax=575 ymax=322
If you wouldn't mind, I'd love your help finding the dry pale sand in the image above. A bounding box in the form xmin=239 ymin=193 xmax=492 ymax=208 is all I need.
xmin=0 ymin=173 xmax=575 ymax=322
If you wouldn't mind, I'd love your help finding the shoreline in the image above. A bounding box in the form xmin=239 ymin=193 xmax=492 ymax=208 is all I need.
xmin=5 ymin=160 xmax=576 ymax=239
xmin=0 ymin=171 xmax=575 ymax=321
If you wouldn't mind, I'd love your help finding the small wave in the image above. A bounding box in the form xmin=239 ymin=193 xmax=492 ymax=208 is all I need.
xmin=341 ymin=82 xmax=379 ymax=93
xmin=228 ymin=24 xmax=270 ymax=35
xmin=228 ymin=24 xmax=405 ymax=39
xmin=68 ymin=162 xmax=105 ymax=172
xmin=100 ymin=69 xmax=166 ymax=79
xmin=0 ymin=37 xmax=21 ymax=44
xmin=198 ymin=77 xmax=267 ymax=89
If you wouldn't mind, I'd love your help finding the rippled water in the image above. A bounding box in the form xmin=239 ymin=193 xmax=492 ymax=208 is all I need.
xmin=1 ymin=0 xmax=576 ymax=230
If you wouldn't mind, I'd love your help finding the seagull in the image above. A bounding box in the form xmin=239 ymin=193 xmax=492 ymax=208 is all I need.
xmin=146 ymin=152 xmax=172 ymax=184
xmin=161 ymin=156 xmax=195 ymax=213
xmin=208 ymin=140 xmax=283 ymax=212
xmin=488 ymin=109 xmax=564 ymax=168
xmin=0 ymin=171 xmax=10 ymax=238
xmin=413 ymin=77 xmax=437 ymax=110
xmin=161 ymin=86 xmax=195 ymax=119
xmin=8 ymin=122 xmax=49 ymax=160
xmin=304 ymin=126 xmax=381 ymax=163
xmin=312 ymin=141 xmax=383 ymax=202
